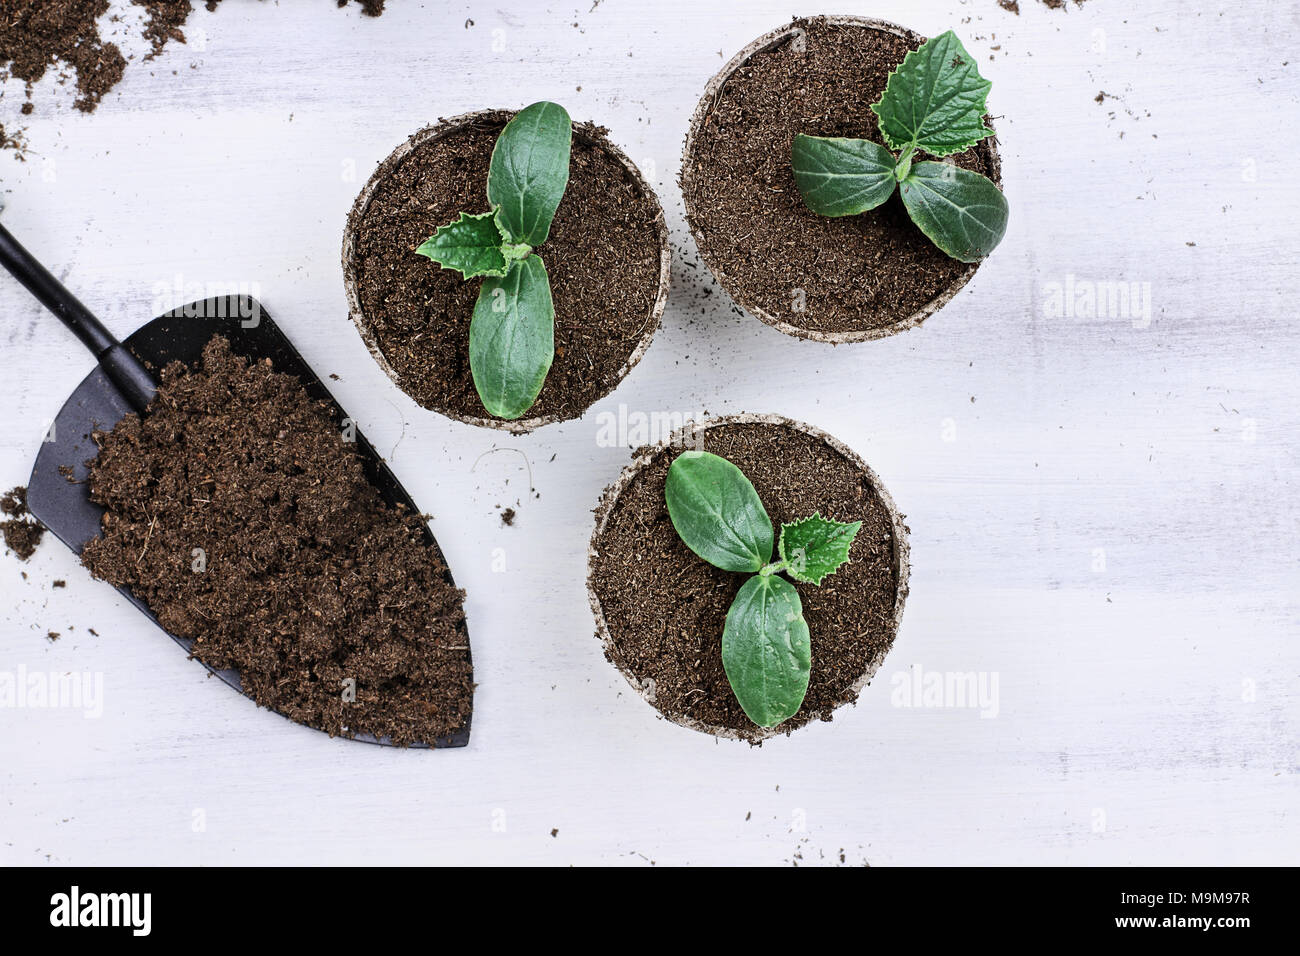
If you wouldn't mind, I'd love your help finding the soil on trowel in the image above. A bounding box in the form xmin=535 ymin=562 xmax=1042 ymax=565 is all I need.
xmin=81 ymin=337 xmax=471 ymax=745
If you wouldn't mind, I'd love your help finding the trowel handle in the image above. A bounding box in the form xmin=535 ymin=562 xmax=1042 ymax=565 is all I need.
xmin=0 ymin=221 xmax=156 ymax=411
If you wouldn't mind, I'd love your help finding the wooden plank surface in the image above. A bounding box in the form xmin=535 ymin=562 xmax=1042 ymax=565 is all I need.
xmin=1 ymin=0 xmax=1296 ymax=866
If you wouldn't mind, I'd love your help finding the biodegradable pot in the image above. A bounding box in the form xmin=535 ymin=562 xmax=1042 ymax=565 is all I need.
xmin=587 ymin=413 xmax=910 ymax=742
xmin=680 ymin=16 xmax=1003 ymax=343
xmin=343 ymin=109 xmax=672 ymax=434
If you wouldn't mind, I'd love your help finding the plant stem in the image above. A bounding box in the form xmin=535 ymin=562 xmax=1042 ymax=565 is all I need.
xmin=895 ymin=144 xmax=916 ymax=182
xmin=759 ymin=559 xmax=788 ymax=577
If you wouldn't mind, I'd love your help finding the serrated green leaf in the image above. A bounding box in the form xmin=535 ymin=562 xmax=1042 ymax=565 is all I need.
xmin=900 ymin=161 xmax=1008 ymax=262
xmin=871 ymin=30 xmax=994 ymax=158
xmin=778 ymin=513 xmax=862 ymax=586
xmin=415 ymin=211 xmax=513 ymax=279
xmin=665 ymin=451 xmax=773 ymax=574
xmin=723 ymin=575 xmax=811 ymax=727
xmin=791 ymin=134 xmax=898 ymax=217
xmin=488 ymin=101 xmax=572 ymax=246
xmin=469 ymin=254 xmax=554 ymax=420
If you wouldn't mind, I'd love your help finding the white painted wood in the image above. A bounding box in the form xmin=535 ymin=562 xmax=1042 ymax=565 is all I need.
xmin=1 ymin=0 xmax=1296 ymax=866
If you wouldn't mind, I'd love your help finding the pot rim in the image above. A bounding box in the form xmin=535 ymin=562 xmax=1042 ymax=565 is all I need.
xmin=586 ymin=412 xmax=911 ymax=742
xmin=679 ymin=15 xmax=1003 ymax=344
xmin=342 ymin=108 xmax=673 ymax=434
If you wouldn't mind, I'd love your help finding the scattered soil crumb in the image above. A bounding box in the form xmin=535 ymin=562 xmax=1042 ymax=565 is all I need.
xmin=52 ymin=579 xmax=66 ymax=588
xmin=999 ymin=0 xmax=1086 ymax=9
xmin=338 ymin=0 xmax=385 ymax=15
xmin=500 ymin=508 xmax=516 ymax=527
xmin=1 ymin=485 xmax=45 ymax=561
xmin=134 ymin=1 xmax=190 ymax=60
xmin=550 ymin=828 xmax=559 ymax=838
xmin=0 ymin=0 xmax=126 ymax=117
xmin=2 ymin=0 xmax=383 ymax=154
xmin=46 ymin=631 xmax=59 ymax=641
xmin=0 ymin=122 xmax=27 ymax=158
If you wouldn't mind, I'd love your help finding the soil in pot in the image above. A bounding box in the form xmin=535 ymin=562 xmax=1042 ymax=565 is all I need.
xmin=589 ymin=419 xmax=905 ymax=741
xmin=80 ymin=336 xmax=472 ymax=745
xmin=346 ymin=112 xmax=666 ymax=427
xmin=682 ymin=16 xmax=1001 ymax=340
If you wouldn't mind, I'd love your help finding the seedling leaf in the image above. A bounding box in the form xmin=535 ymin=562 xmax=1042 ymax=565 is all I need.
xmin=722 ymin=575 xmax=811 ymax=727
xmin=665 ymin=451 xmax=773 ymax=574
xmin=791 ymin=135 xmax=898 ymax=217
xmin=488 ymin=101 xmax=572 ymax=246
xmin=468 ymin=254 xmax=555 ymax=419
xmin=415 ymin=211 xmax=513 ymax=279
xmin=778 ymin=513 xmax=862 ymax=586
xmin=871 ymin=30 xmax=994 ymax=157
xmin=899 ymin=161 xmax=1008 ymax=262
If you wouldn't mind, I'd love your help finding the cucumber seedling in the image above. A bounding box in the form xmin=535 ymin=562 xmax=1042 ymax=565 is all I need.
xmin=416 ymin=102 xmax=571 ymax=420
xmin=664 ymin=450 xmax=861 ymax=728
xmin=791 ymin=31 xmax=1008 ymax=262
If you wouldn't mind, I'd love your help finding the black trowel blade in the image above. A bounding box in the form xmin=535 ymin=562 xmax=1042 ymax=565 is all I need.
xmin=26 ymin=296 xmax=471 ymax=748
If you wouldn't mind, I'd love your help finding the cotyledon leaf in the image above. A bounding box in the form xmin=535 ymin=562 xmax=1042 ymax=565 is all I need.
xmin=899 ymin=161 xmax=1008 ymax=262
xmin=791 ymin=134 xmax=898 ymax=217
xmin=665 ymin=451 xmax=773 ymax=574
xmin=469 ymin=254 xmax=555 ymax=420
xmin=487 ymin=101 xmax=572 ymax=247
xmin=722 ymin=575 xmax=811 ymax=728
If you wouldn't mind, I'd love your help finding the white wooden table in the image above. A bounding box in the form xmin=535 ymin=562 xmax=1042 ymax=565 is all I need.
xmin=1 ymin=0 xmax=1295 ymax=866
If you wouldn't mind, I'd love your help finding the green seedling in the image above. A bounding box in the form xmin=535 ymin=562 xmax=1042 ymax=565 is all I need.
xmin=416 ymin=102 xmax=571 ymax=420
xmin=791 ymin=31 xmax=1008 ymax=262
xmin=664 ymin=450 xmax=861 ymax=728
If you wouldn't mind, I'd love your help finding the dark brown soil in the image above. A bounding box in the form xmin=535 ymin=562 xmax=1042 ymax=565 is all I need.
xmin=590 ymin=421 xmax=902 ymax=741
xmin=0 ymin=1 xmax=126 ymax=113
xmin=0 ymin=121 xmax=26 ymax=158
xmin=1039 ymin=0 xmax=1088 ymax=9
xmin=81 ymin=337 xmax=472 ymax=745
xmin=338 ymin=0 xmax=384 ymax=15
xmin=1 ymin=0 xmax=383 ymax=154
xmin=1 ymin=485 xmax=44 ymax=560
xmin=682 ymin=17 xmax=1001 ymax=337
xmin=348 ymin=113 xmax=664 ymax=424
xmin=998 ymin=1 xmax=1088 ymax=13
xmin=136 ymin=1 xmax=192 ymax=60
